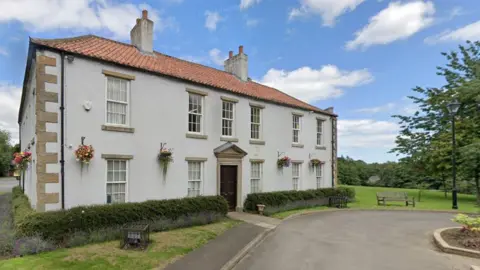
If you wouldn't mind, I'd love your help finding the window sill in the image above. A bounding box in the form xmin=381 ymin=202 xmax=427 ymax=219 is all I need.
xmin=315 ymin=145 xmax=327 ymax=150
xmin=220 ymin=136 xmax=239 ymax=143
xmin=292 ymin=143 xmax=304 ymax=148
xmin=249 ymin=139 xmax=265 ymax=145
xmin=101 ymin=125 xmax=135 ymax=133
xmin=186 ymin=133 xmax=208 ymax=140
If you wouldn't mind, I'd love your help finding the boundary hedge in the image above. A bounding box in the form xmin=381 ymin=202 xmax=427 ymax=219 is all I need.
xmin=11 ymin=186 xmax=34 ymax=227
xmin=243 ymin=187 xmax=355 ymax=213
xmin=17 ymin=195 xmax=228 ymax=241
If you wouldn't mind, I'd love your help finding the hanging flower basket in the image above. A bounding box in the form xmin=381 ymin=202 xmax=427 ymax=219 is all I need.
xmin=75 ymin=145 xmax=94 ymax=164
xmin=310 ymin=158 xmax=324 ymax=167
xmin=13 ymin=152 xmax=32 ymax=171
xmin=277 ymin=156 xmax=291 ymax=168
xmin=157 ymin=143 xmax=173 ymax=177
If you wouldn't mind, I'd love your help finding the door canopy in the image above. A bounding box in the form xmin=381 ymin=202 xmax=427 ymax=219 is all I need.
xmin=214 ymin=142 xmax=248 ymax=159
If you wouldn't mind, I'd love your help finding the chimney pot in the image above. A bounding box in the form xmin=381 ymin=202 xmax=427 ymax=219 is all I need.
xmin=142 ymin=10 xmax=148 ymax=19
xmin=239 ymin=45 xmax=244 ymax=54
xmin=229 ymin=51 xmax=233 ymax=58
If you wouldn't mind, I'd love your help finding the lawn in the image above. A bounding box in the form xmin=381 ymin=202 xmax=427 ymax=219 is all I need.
xmin=271 ymin=186 xmax=479 ymax=220
xmin=348 ymin=185 xmax=478 ymax=213
xmin=0 ymin=219 xmax=240 ymax=270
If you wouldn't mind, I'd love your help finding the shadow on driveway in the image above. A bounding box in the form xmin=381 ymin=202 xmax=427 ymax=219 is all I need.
xmin=0 ymin=177 xmax=19 ymax=193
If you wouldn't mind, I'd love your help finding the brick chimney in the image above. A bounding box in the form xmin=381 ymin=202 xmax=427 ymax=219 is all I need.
xmin=130 ymin=10 xmax=153 ymax=53
xmin=224 ymin=46 xmax=248 ymax=81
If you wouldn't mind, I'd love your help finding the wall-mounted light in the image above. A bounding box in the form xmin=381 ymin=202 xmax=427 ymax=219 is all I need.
xmin=66 ymin=55 xmax=75 ymax=63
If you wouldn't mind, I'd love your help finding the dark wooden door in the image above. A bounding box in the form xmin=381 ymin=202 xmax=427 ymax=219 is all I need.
xmin=220 ymin=165 xmax=237 ymax=210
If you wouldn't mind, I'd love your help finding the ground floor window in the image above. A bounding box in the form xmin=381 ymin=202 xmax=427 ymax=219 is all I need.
xmin=250 ymin=162 xmax=262 ymax=193
xmin=292 ymin=163 xmax=300 ymax=190
xmin=188 ymin=161 xmax=203 ymax=197
xmin=106 ymin=159 xmax=127 ymax=203
xmin=316 ymin=164 xmax=323 ymax=189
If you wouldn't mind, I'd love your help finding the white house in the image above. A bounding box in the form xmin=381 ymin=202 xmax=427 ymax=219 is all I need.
xmin=18 ymin=10 xmax=338 ymax=212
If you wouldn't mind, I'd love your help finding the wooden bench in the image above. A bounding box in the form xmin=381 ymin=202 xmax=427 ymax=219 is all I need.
xmin=376 ymin=192 xmax=415 ymax=207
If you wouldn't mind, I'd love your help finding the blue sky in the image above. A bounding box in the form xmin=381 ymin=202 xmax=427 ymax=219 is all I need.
xmin=0 ymin=0 xmax=479 ymax=163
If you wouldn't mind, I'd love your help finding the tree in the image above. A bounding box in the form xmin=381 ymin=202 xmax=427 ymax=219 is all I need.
xmin=392 ymin=41 xmax=480 ymax=199
xmin=0 ymin=129 xmax=13 ymax=177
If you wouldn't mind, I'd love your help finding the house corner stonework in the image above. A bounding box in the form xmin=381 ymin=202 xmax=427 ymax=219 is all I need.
xmin=35 ymin=53 xmax=60 ymax=212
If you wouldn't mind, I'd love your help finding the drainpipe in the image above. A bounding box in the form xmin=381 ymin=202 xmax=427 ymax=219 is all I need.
xmin=60 ymin=52 xmax=66 ymax=209
xmin=331 ymin=117 xmax=336 ymax=188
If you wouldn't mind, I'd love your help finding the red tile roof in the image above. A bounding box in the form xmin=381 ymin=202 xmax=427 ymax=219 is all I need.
xmin=31 ymin=35 xmax=334 ymax=115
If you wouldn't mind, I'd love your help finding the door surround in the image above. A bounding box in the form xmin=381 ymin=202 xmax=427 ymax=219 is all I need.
xmin=214 ymin=142 xmax=247 ymax=211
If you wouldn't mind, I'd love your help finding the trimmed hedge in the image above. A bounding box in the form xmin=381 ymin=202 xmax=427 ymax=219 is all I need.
xmin=18 ymin=195 xmax=228 ymax=241
xmin=243 ymin=187 xmax=355 ymax=212
xmin=11 ymin=186 xmax=34 ymax=227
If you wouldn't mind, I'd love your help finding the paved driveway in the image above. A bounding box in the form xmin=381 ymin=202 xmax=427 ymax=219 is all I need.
xmin=234 ymin=211 xmax=480 ymax=270
xmin=0 ymin=177 xmax=18 ymax=193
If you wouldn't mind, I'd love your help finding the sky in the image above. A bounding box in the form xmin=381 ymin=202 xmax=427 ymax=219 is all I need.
xmin=0 ymin=0 xmax=479 ymax=163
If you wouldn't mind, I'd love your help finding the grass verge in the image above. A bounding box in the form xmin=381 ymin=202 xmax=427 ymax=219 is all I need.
xmin=270 ymin=186 xmax=479 ymax=220
xmin=0 ymin=219 xmax=240 ymax=270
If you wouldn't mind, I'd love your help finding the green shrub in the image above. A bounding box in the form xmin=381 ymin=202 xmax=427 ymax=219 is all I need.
xmin=11 ymin=186 xmax=34 ymax=227
xmin=243 ymin=187 xmax=355 ymax=212
xmin=18 ymin=196 xmax=228 ymax=242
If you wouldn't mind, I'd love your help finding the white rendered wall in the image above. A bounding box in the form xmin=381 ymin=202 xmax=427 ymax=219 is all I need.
xmin=61 ymin=55 xmax=334 ymax=209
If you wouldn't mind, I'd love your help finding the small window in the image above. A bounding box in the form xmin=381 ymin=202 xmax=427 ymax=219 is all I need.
xmin=188 ymin=161 xmax=203 ymax=197
xmin=106 ymin=77 xmax=129 ymax=125
xmin=316 ymin=164 xmax=323 ymax=189
xmin=222 ymin=101 xmax=234 ymax=137
xmin=250 ymin=107 xmax=261 ymax=139
xmin=250 ymin=162 xmax=262 ymax=193
xmin=292 ymin=115 xmax=301 ymax=143
xmin=292 ymin=163 xmax=300 ymax=190
xmin=188 ymin=94 xmax=203 ymax=133
xmin=317 ymin=119 xmax=324 ymax=146
xmin=106 ymin=160 xmax=128 ymax=203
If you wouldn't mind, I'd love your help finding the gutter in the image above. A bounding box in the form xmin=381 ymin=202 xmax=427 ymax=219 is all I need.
xmin=60 ymin=52 xmax=66 ymax=209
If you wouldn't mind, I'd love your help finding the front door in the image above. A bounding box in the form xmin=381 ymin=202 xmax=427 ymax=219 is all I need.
xmin=220 ymin=165 xmax=237 ymax=210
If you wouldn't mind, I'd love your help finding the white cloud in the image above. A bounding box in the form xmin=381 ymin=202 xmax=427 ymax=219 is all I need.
xmin=425 ymin=20 xmax=480 ymax=44
xmin=205 ymin=11 xmax=222 ymax=31
xmin=209 ymin=48 xmax=227 ymax=66
xmin=289 ymin=0 xmax=366 ymax=27
xmin=246 ymin=18 xmax=260 ymax=27
xmin=0 ymin=0 xmax=171 ymax=40
xmin=355 ymin=103 xmax=396 ymax=113
xmin=449 ymin=6 xmax=464 ymax=19
xmin=259 ymin=65 xmax=373 ymax=103
xmin=338 ymin=119 xmax=399 ymax=148
xmin=240 ymin=0 xmax=261 ymax=10
xmin=346 ymin=1 xmax=435 ymax=50
xmin=0 ymin=83 xmax=21 ymax=144
xmin=0 ymin=47 xmax=8 ymax=56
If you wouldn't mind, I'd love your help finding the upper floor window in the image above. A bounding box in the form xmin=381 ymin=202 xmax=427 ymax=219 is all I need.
xmin=188 ymin=94 xmax=203 ymax=133
xmin=222 ymin=101 xmax=234 ymax=137
xmin=106 ymin=77 xmax=129 ymax=126
xmin=317 ymin=119 xmax=324 ymax=146
xmin=188 ymin=161 xmax=203 ymax=197
xmin=106 ymin=159 xmax=128 ymax=204
xmin=250 ymin=107 xmax=262 ymax=139
xmin=292 ymin=115 xmax=301 ymax=143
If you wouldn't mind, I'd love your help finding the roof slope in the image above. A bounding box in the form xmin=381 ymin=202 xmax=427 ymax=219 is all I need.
xmin=31 ymin=35 xmax=333 ymax=115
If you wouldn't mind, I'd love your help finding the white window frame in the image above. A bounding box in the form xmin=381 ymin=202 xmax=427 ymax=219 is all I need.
xmin=292 ymin=163 xmax=301 ymax=190
xmin=316 ymin=119 xmax=324 ymax=146
xmin=250 ymin=162 xmax=262 ymax=193
xmin=221 ymin=101 xmax=235 ymax=137
xmin=188 ymin=93 xmax=204 ymax=134
xmin=316 ymin=164 xmax=323 ymax=189
xmin=105 ymin=76 xmax=130 ymax=127
xmin=292 ymin=115 xmax=301 ymax=143
xmin=105 ymin=159 xmax=129 ymax=204
xmin=250 ymin=106 xmax=262 ymax=140
xmin=187 ymin=161 xmax=203 ymax=197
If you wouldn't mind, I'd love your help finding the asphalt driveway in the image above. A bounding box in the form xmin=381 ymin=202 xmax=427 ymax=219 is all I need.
xmin=234 ymin=211 xmax=480 ymax=270
xmin=0 ymin=177 xmax=18 ymax=193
